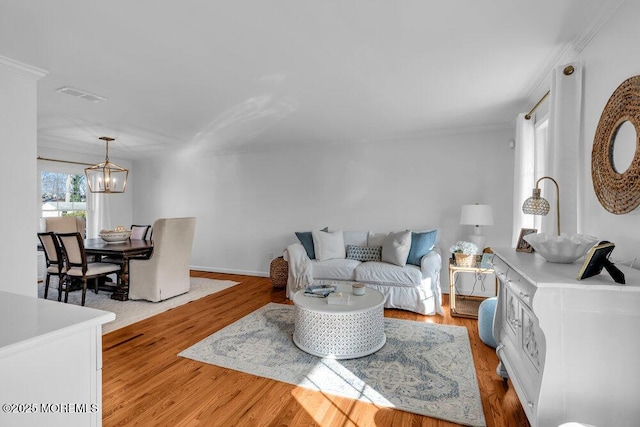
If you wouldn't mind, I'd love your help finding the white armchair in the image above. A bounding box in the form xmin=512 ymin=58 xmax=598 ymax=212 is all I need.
xmin=128 ymin=217 xmax=196 ymax=302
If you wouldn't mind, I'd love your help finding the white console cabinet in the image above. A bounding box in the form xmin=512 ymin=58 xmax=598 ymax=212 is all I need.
xmin=492 ymin=248 xmax=640 ymax=427
xmin=0 ymin=291 xmax=114 ymax=427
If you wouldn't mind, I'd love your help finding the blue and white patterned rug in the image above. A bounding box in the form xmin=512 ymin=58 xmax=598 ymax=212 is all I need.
xmin=179 ymin=303 xmax=485 ymax=426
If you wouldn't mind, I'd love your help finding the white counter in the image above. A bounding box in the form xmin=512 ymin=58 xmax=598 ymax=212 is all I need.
xmin=0 ymin=291 xmax=114 ymax=427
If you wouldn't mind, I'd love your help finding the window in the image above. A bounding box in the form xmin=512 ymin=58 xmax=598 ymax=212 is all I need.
xmin=531 ymin=116 xmax=549 ymax=230
xmin=41 ymin=171 xmax=87 ymax=220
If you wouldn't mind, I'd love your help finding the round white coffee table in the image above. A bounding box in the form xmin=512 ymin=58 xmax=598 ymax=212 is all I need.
xmin=292 ymin=284 xmax=386 ymax=359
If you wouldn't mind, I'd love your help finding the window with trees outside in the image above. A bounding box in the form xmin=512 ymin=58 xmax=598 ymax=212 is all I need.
xmin=41 ymin=171 xmax=87 ymax=221
xmin=532 ymin=117 xmax=549 ymax=230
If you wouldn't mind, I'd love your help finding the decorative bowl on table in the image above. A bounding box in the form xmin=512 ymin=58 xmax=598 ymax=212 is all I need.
xmin=99 ymin=227 xmax=132 ymax=244
xmin=523 ymin=233 xmax=599 ymax=263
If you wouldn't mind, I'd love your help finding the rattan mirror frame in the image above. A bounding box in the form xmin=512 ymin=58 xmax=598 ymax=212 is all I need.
xmin=592 ymin=75 xmax=640 ymax=214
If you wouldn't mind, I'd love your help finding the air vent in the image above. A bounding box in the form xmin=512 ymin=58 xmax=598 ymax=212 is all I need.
xmin=55 ymin=86 xmax=108 ymax=103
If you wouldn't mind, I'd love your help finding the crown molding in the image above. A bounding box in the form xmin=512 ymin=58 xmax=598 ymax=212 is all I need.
xmin=523 ymin=0 xmax=626 ymax=104
xmin=571 ymin=0 xmax=627 ymax=55
xmin=0 ymin=55 xmax=48 ymax=79
xmin=360 ymin=122 xmax=515 ymax=142
xmin=189 ymin=121 xmax=516 ymax=157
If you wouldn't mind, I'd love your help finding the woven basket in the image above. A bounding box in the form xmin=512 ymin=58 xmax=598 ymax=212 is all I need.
xmin=454 ymin=253 xmax=477 ymax=267
xmin=269 ymin=256 xmax=288 ymax=289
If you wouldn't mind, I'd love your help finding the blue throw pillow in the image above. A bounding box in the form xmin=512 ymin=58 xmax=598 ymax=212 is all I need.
xmin=406 ymin=230 xmax=438 ymax=266
xmin=295 ymin=227 xmax=328 ymax=259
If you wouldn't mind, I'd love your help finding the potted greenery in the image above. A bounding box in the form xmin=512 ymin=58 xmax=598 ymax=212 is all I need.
xmin=450 ymin=241 xmax=479 ymax=267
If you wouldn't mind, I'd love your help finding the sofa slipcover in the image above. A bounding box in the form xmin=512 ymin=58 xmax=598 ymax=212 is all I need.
xmin=284 ymin=230 xmax=443 ymax=315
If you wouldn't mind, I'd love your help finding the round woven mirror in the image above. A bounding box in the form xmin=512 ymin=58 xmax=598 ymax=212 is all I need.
xmin=592 ymin=75 xmax=640 ymax=214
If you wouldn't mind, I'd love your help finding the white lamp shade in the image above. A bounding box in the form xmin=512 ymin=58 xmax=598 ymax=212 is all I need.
xmin=460 ymin=204 xmax=494 ymax=226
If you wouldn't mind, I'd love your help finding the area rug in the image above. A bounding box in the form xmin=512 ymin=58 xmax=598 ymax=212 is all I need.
xmin=179 ymin=303 xmax=485 ymax=426
xmin=38 ymin=277 xmax=238 ymax=334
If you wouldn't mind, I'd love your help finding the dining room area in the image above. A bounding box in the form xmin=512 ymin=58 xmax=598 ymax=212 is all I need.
xmin=38 ymin=214 xmax=197 ymax=306
xmin=36 ymin=152 xmax=198 ymax=304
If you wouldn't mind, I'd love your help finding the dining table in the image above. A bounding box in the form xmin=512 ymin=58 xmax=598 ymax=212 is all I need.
xmin=84 ymin=238 xmax=154 ymax=301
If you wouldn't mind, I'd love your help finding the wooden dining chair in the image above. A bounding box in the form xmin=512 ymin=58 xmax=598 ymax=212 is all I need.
xmin=57 ymin=232 xmax=122 ymax=306
xmin=130 ymin=224 xmax=151 ymax=240
xmin=40 ymin=216 xmax=86 ymax=235
xmin=37 ymin=232 xmax=67 ymax=301
xmin=102 ymin=224 xmax=153 ymax=265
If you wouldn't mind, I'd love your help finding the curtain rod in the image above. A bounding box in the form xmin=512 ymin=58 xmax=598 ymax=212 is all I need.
xmin=524 ymin=90 xmax=550 ymax=120
xmin=37 ymin=156 xmax=93 ymax=167
xmin=524 ymin=64 xmax=575 ymax=120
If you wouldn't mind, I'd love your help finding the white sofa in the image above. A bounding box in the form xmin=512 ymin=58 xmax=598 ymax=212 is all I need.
xmin=284 ymin=229 xmax=443 ymax=315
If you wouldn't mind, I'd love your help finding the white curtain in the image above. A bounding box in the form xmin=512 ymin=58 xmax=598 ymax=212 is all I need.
xmin=512 ymin=113 xmax=535 ymax=246
xmin=86 ymin=192 xmax=112 ymax=238
xmin=543 ymin=61 xmax=583 ymax=236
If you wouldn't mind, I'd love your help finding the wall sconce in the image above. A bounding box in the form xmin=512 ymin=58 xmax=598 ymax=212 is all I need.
xmin=84 ymin=137 xmax=128 ymax=193
xmin=460 ymin=204 xmax=494 ymax=252
xmin=522 ymin=176 xmax=560 ymax=235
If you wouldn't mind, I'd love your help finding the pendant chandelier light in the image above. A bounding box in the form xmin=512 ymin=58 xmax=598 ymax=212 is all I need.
xmin=84 ymin=136 xmax=128 ymax=193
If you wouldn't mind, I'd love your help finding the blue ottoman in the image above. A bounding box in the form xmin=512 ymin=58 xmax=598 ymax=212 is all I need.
xmin=478 ymin=297 xmax=497 ymax=348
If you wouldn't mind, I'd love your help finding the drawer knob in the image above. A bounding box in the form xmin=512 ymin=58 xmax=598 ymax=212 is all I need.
xmin=510 ymin=319 xmax=521 ymax=328
xmin=527 ymin=401 xmax=534 ymax=408
xmin=519 ymin=291 xmax=529 ymax=298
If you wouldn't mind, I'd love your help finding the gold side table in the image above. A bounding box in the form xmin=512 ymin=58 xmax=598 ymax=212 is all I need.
xmin=448 ymin=259 xmax=497 ymax=319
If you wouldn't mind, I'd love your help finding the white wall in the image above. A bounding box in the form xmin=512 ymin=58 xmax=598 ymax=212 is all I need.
xmin=133 ymin=127 xmax=515 ymax=286
xmin=0 ymin=56 xmax=46 ymax=296
xmin=574 ymin=0 xmax=640 ymax=266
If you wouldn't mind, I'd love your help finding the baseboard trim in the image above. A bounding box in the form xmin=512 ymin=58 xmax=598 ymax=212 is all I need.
xmin=191 ymin=265 xmax=269 ymax=278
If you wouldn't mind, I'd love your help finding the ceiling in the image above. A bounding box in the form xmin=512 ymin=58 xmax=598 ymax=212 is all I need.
xmin=0 ymin=0 xmax=622 ymax=159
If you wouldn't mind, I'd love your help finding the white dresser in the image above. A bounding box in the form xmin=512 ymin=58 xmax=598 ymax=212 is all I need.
xmin=492 ymin=248 xmax=640 ymax=427
xmin=0 ymin=291 xmax=114 ymax=427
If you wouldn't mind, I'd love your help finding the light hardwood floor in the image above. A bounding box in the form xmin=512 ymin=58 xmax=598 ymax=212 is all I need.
xmin=102 ymin=272 xmax=530 ymax=426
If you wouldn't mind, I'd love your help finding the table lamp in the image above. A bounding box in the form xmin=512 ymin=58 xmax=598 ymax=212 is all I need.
xmin=460 ymin=204 xmax=494 ymax=252
xmin=522 ymin=176 xmax=560 ymax=236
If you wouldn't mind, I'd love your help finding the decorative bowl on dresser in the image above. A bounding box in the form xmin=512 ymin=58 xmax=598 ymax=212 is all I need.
xmin=522 ymin=233 xmax=598 ymax=263
xmin=491 ymin=248 xmax=640 ymax=427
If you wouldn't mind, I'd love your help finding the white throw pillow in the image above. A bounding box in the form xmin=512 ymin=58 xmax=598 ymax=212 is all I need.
xmin=367 ymin=231 xmax=388 ymax=247
xmin=381 ymin=230 xmax=412 ymax=267
xmin=343 ymin=231 xmax=368 ymax=248
xmin=312 ymin=230 xmax=346 ymax=261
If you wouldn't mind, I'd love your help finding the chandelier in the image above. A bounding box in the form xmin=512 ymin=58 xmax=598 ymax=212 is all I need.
xmin=84 ymin=137 xmax=128 ymax=193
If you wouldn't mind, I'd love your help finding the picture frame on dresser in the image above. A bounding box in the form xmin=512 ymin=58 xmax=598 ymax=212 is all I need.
xmin=577 ymin=241 xmax=625 ymax=284
xmin=516 ymin=228 xmax=537 ymax=252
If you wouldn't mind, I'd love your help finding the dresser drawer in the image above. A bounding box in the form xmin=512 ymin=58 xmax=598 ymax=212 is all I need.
xmin=493 ymin=255 xmax=536 ymax=309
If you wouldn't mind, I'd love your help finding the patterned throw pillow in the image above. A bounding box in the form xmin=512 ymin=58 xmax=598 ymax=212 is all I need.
xmin=346 ymin=245 xmax=382 ymax=262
